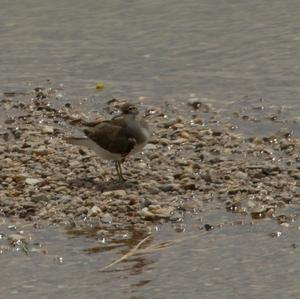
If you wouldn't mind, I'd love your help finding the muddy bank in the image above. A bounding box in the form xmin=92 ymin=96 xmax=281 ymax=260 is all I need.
xmin=0 ymin=87 xmax=299 ymax=232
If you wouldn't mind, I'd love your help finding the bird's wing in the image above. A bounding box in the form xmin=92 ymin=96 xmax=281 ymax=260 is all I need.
xmin=84 ymin=121 xmax=136 ymax=155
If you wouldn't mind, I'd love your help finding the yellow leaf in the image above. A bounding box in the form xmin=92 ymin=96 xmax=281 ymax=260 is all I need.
xmin=96 ymin=82 xmax=105 ymax=91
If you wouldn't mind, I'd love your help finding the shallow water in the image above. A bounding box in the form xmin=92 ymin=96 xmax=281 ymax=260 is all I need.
xmin=1 ymin=1 xmax=300 ymax=298
xmin=1 ymin=213 xmax=299 ymax=299
xmin=2 ymin=1 xmax=300 ymax=117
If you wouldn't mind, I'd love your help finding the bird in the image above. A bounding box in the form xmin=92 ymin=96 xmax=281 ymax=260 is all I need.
xmin=65 ymin=102 xmax=150 ymax=181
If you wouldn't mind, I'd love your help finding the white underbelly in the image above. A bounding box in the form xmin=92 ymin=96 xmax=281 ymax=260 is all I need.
xmin=71 ymin=137 xmax=148 ymax=161
xmin=129 ymin=141 xmax=148 ymax=155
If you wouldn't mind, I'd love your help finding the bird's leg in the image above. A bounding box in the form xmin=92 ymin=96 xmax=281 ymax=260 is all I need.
xmin=115 ymin=161 xmax=125 ymax=181
xmin=118 ymin=162 xmax=125 ymax=181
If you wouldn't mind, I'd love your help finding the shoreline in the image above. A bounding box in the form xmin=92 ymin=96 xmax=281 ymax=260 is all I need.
xmin=0 ymin=87 xmax=299 ymax=232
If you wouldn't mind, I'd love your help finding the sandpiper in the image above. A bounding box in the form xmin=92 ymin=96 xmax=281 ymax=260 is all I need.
xmin=66 ymin=103 xmax=150 ymax=180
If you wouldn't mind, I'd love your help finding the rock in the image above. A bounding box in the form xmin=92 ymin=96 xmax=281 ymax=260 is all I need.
xmin=280 ymin=222 xmax=290 ymax=228
xmin=128 ymin=196 xmax=139 ymax=205
xmin=159 ymin=183 xmax=181 ymax=192
xmin=25 ymin=178 xmax=42 ymax=185
xmin=172 ymin=123 xmax=185 ymax=129
xmin=158 ymin=138 xmax=170 ymax=145
xmin=96 ymin=229 xmax=110 ymax=238
xmin=102 ymin=190 xmax=126 ymax=197
xmin=76 ymin=206 xmax=89 ymax=215
xmin=192 ymin=117 xmax=204 ymax=125
xmin=54 ymin=186 xmax=69 ymax=193
xmin=269 ymin=231 xmax=282 ymax=238
xmin=181 ymin=200 xmax=203 ymax=212
xmin=169 ymin=211 xmax=183 ymax=221
xmin=31 ymin=193 xmax=49 ymax=203
xmin=42 ymin=125 xmax=54 ymax=134
xmin=140 ymin=205 xmax=176 ymax=220
xmin=88 ymin=205 xmax=102 ymax=217
xmin=180 ymin=178 xmax=197 ymax=190
xmin=144 ymin=143 xmax=157 ymax=150
xmin=33 ymin=147 xmax=51 ymax=156
xmin=101 ymin=213 xmax=113 ymax=224
xmin=163 ymin=117 xmax=183 ymax=128
xmin=140 ymin=207 xmax=156 ymax=219
xmin=250 ymin=206 xmax=274 ymax=219
xmin=187 ymin=97 xmax=202 ymax=109
xmin=8 ymin=234 xmax=26 ymax=244
xmin=235 ymin=171 xmax=248 ymax=180
xmin=180 ymin=131 xmax=191 ymax=139
xmin=246 ymin=200 xmax=256 ymax=209
xmin=12 ymin=174 xmax=27 ymax=183
xmin=203 ymin=224 xmax=214 ymax=231
xmin=69 ymin=160 xmax=81 ymax=168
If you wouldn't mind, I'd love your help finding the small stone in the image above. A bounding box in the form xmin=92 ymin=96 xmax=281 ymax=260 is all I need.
xmin=163 ymin=117 xmax=183 ymax=128
xmin=181 ymin=200 xmax=203 ymax=211
xmin=159 ymin=184 xmax=181 ymax=192
xmin=180 ymin=131 xmax=191 ymax=139
xmin=42 ymin=125 xmax=54 ymax=134
xmin=235 ymin=171 xmax=248 ymax=180
xmin=144 ymin=143 xmax=157 ymax=150
xmin=76 ymin=206 xmax=88 ymax=215
xmin=169 ymin=211 xmax=183 ymax=221
xmin=269 ymin=231 xmax=282 ymax=238
xmin=247 ymin=200 xmax=256 ymax=209
xmin=69 ymin=160 xmax=81 ymax=168
xmin=8 ymin=234 xmax=26 ymax=244
xmin=102 ymin=190 xmax=126 ymax=197
xmin=54 ymin=186 xmax=69 ymax=193
xmin=143 ymin=205 xmax=176 ymax=219
xmin=25 ymin=178 xmax=42 ymax=185
xmin=280 ymin=222 xmax=290 ymax=228
xmin=88 ymin=205 xmax=102 ymax=217
xmin=33 ymin=147 xmax=50 ymax=156
xmin=203 ymin=224 xmax=214 ymax=231
xmin=180 ymin=180 xmax=197 ymax=190
xmin=101 ymin=213 xmax=113 ymax=224
xmin=31 ymin=193 xmax=49 ymax=203
xmin=140 ymin=207 xmax=155 ymax=219
xmin=158 ymin=138 xmax=170 ymax=145
xmin=128 ymin=196 xmax=139 ymax=205
xmin=12 ymin=174 xmax=27 ymax=183
xmin=96 ymin=229 xmax=109 ymax=238
xmin=172 ymin=123 xmax=185 ymax=129
xmin=187 ymin=97 xmax=202 ymax=109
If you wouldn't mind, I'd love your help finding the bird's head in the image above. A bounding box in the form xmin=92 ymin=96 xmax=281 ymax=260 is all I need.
xmin=120 ymin=103 xmax=139 ymax=115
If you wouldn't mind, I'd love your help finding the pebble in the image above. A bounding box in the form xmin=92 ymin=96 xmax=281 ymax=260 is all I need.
xmin=102 ymin=190 xmax=127 ymax=197
xmin=88 ymin=205 xmax=102 ymax=217
xmin=8 ymin=234 xmax=26 ymax=244
xmin=159 ymin=184 xmax=181 ymax=192
xmin=235 ymin=171 xmax=248 ymax=180
xmin=101 ymin=213 xmax=113 ymax=224
xmin=25 ymin=178 xmax=43 ymax=185
xmin=42 ymin=125 xmax=54 ymax=134
xmin=1 ymin=89 xmax=300 ymax=232
xmin=31 ymin=193 xmax=49 ymax=203
xmin=140 ymin=206 xmax=176 ymax=220
xmin=144 ymin=143 xmax=157 ymax=150
xmin=187 ymin=97 xmax=202 ymax=109
xmin=163 ymin=117 xmax=183 ymax=128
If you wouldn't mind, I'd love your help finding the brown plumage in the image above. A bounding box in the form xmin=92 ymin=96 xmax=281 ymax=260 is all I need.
xmin=66 ymin=103 xmax=150 ymax=180
xmin=83 ymin=117 xmax=148 ymax=156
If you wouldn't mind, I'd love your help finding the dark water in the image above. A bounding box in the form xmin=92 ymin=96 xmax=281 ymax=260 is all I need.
xmin=1 ymin=1 xmax=300 ymax=298
xmin=1 ymin=213 xmax=299 ymax=299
